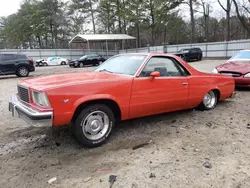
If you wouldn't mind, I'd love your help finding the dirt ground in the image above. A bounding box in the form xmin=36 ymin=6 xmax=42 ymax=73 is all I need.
xmin=1 ymin=60 xmax=250 ymax=188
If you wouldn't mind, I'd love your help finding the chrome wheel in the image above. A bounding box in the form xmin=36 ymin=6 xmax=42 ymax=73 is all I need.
xmin=81 ymin=111 xmax=110 ymax=141
xmin=79 ymin=63 xmax=84 ymax=67
xmin=203 ymin=91 xmax=216 ymax=108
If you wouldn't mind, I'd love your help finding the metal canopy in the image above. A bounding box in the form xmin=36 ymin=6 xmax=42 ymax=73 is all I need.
xmin=69 ymin=34 xmax=136 ymax=44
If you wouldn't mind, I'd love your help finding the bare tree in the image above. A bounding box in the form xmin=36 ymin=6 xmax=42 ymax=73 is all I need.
xmin=187 ymin=0 xmax=196 ymax=43
xmin=217 ymin=0 xmax=232 ymax=41
xmin=232 ymin=0 xmax=250 ymax=36
xmin=196 ymin=0 xmax=212 ymax=41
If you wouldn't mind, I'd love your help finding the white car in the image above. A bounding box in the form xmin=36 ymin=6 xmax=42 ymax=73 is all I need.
xmin=46 ymin=57 xmax=68 ymax=66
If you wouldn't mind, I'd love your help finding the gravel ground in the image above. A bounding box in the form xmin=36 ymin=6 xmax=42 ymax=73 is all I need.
xmin=1 ymin=60 xmax=250 ymax=188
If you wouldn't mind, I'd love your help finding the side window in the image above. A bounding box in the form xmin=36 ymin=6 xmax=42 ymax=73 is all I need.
xmin=140 ymin=57 xmax=184 ymax=77
xmin=3 ymin=54 xmax=15 ymax=61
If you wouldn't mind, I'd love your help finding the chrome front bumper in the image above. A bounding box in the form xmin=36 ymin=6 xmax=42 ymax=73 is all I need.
xmin=9 ymin=94 xmax=53 ymax=127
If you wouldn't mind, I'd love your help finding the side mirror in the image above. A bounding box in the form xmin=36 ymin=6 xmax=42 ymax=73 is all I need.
xmin=150 ymin=71 xmax=160 ymax=78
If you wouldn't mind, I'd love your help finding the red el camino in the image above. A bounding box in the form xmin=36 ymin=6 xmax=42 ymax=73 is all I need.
xmin=9 ymin=53 xmax=235 ymax=147
xmin=213 ymin=49 xmax=250 ymax=87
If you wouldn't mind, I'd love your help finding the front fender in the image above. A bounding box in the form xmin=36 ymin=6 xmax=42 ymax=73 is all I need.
xmin=73 ymin=94 xmax=119 ymax=111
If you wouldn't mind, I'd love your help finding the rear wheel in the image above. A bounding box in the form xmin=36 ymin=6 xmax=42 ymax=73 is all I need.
xmin=79 ymin=62 xmax=84 ymax=68
xmin=16 ymin=66 xmax=29 ymax=77
xmin=72 ymin=104 xmax=115 ymax=147
xmin=198 ymin=90 xmax=218 ymax=110
xmin=61 ymin=61 xmax=66 ymax=65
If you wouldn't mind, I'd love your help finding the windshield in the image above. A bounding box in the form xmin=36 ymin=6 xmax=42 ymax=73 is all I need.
xmin=79 ymin=55 xmax=87 ymax=60
xmin=229 ymin=51 xmax=250 ymax=61
xmin=95 ymin=54 xmax=147 ymax=75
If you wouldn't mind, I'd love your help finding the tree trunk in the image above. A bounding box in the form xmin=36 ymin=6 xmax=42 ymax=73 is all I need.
xmin=54 ymin=27 xmax=57 ymax=49
xmin=50 ymin=19 xmax=54 ymax=49
xmin=164 ymin=25 xmax=167 ymax=44
xmin=189 ymin=0 xmax=195 ymax=43
xmin=226 ymin=0 xmax=230 ymax=41
xmin=116 ymin=0 xmax=122 ymax=33
xmin=89 ymin=0 xmax=96 ymax=34
xmin=136 ymin=22 xmax=140 ymax=48
xmin=122 ymin=0 xmax=126 ymax=34
xmin=149 ymin=0 xmax=155 ymax=45
xmin=37 ymin=36 xmax=42 ymax=49
xmin=107 ymin=2 xmax=110 ymax=33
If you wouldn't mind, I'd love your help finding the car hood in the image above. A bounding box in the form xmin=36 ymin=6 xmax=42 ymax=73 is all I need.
xmin=19 ymin=72 xmax=131 ymax=91
xmin=216 ymin=61 xmax=250 ymax=74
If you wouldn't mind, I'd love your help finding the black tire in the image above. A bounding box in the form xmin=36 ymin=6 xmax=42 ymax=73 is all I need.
xmin=16 ymin=66 xmax=30 ymax=77
xmin=61 ymin=61 xmax=66 ymax=65
xmin=197 ymin=55 xmax=202 ymax=61
xmin=73 ymin=104 xmax=115 ymax=148
xmin=79 ymin=62 xmax=84 ymax=68
xmin=44 ymin=62 xmax=48 ymax=66
xmin=198 ymin=90 xmax=218 ymax=110
xmin=183 ymin=56 xmax=189 ymax=62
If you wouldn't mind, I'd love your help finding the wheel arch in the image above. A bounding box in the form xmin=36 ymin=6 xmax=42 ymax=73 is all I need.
xmin=15 ymin=64 xmax=31 ymax=71
xmin=211 ymin=88 xmax=221 ymax=101
xmin=71 ymin=99 xmax=122 ymax=123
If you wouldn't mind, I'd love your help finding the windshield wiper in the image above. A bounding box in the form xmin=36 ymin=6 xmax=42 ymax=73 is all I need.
xmin=99 ymin=69 xmax=113 ymax=73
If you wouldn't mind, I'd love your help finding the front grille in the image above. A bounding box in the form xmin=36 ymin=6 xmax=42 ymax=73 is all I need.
xmin=17 ymin=85 xmax=30 ymax=103
xmin=220 ymin=71 xmax=242 ymax=77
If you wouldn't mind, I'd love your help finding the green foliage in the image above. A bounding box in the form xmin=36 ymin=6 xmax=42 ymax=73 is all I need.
xmin=0 ymin=0 xmax=249 ymax=49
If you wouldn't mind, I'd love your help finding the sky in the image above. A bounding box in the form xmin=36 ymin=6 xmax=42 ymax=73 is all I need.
xmin=0 ymin=0 xmax=240 ymax=19
xmin=0 ymin=0 xmax=22 ymax=17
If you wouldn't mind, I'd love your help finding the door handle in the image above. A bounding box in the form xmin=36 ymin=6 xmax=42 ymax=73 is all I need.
xmin=183 ymin=82 xmax=188 ymax=85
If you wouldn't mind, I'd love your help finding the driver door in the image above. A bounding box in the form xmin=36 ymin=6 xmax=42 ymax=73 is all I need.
xmin=129 ymin=56 xmax=189 ymax=119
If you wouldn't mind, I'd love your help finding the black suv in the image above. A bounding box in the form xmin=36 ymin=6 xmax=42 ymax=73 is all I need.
xmin=0 ymin=53 xmax=35 ymax=77
xmin=69 ymin=54 xmax=106 ymax=68
xmin=174 ymin=47 xmax=203 ymax=62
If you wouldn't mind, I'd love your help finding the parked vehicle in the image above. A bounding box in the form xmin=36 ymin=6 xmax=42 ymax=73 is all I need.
xmin=9 ymin=53 xmax=235 ymax=147
xmin=69 ymin=54 xmax=106 ymax=67
xmin=35 ymin=59 xmax=48 ymax=66
xmin=46 ymin=57 xmax=68 ymax=66
xmin=174 ymin=47 xmax=203 ymax=62
xmin=212 ymin=49 xmax=250 ymax=87
xmin=0 ymin=53 xmax=35 ymax=77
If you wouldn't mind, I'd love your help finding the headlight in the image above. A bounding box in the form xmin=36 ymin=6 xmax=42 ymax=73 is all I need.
xmin=212 ymin=68 xmax=218 ymax=74
xmin=32 ymin=91 xmax=50 ymax=107
xmin=244 ymin=73 xmax=250 ymax=77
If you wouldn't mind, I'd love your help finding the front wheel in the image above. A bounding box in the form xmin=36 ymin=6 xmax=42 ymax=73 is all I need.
xmin=16 ymin=66 xmax=30 ymax=77
xmin=72 ymin=104 xmax=115 ymax=147
xmin=198 ymin=90 xmax=218 ymax=110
